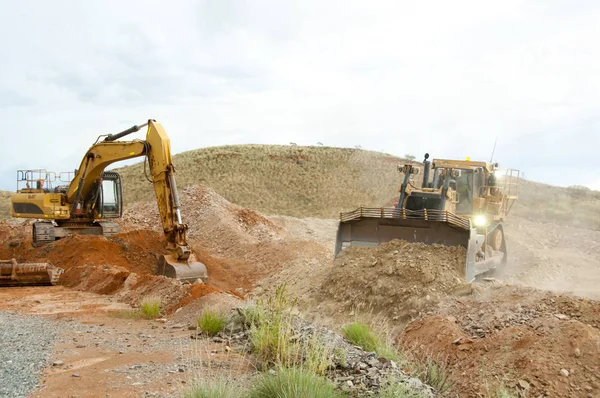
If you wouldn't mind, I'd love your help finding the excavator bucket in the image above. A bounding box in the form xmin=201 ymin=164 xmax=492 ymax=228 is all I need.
xmin=156 ymin=253 xmax=208 ymax=283
xmin=334 ymin=207 xmax=491 ymax=282
xmin=0 ymin=259 xmax=64 ymax=287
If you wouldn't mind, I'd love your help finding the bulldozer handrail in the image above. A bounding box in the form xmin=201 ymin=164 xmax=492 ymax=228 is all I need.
xmin=339 ymin=207 xmax=471 ymax=230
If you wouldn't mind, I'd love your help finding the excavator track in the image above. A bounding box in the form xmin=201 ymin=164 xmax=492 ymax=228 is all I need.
xmin=32 ymin=221 xmax=55 ymax=247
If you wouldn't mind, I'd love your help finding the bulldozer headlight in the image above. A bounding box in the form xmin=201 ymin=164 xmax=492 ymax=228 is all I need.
xmin=474 ymin=215 xmax=487 ymax=227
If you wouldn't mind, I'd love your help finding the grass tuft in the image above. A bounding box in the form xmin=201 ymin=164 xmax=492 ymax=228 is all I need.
xmin=341 ymin=322 xmax=398 ymax=360
xmin=249 ymin=367 xmax=347 ymax=398
xmin=407 ymin=355 xmax=454 ymax=394
xmin=182 ymin=378 xmax=246 ymax=398
xmin=197 ymin=310 xmax=227 ymax=336
xmin=139 ymin=295 xmax=162 ymax=319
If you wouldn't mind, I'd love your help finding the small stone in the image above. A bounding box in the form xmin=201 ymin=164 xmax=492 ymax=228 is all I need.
xmin=574 ymin=348 xmax=582 ymax=358
xmin=52 ymin=360 xmax=64 ymax=366
xmin=130 ymin=364 xmax=142 ymax=370
xmin=269 ymin=369 xmax=276 ymax=375
xmin=390 ymin=361 xmax=398 ymax=369
xmin=175 ymin=307 xmax=182 ymax=313
xmin=585 ymin=386 xmax=593 ymax=392
xmin=518 ymin=379 xmax=530 ymax=390
xmin=72 ymin=373 xmax=81 ymax=377
xmin=358 ymin=362 xmax=368 ymax=369
xmin=560 ymin=369 xmax=569 ymax=377
xmin=555 ymin=314 xmax=569 ymax=320
xmin=178 ymin=368 xmax=185 ymax=373
xmin=346 ymin=380 xmax=354 ymax=387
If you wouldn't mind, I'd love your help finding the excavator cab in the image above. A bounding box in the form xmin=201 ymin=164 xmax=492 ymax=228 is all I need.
xmin=95 ymin=172 xmax=123 ymax=219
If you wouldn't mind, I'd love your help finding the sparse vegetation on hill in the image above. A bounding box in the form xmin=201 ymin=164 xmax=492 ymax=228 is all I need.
xmin=511 ymin=179 xmax=600 ymax=230
xmin=2 ymin=145 xmax=599 ymax=229
xmin=116 ymin=145 xmax=405 ymax=219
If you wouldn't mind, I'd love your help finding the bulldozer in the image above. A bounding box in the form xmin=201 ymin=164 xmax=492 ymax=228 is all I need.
xmin=335 ymin=154 xmax=519 ymax=282
xmin=3 ymin=119 xmax=208 ymax=286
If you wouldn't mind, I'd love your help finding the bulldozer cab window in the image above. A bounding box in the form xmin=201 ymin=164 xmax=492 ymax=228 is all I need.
xmin=101 ymin=179 xmax=120 ymax=217
xmin=455 ymin=169 xmax=474 ymax=214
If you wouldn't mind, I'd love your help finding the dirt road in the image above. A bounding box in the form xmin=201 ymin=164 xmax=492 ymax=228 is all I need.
xmin=0 ymin=287 xmax=250 ymax=398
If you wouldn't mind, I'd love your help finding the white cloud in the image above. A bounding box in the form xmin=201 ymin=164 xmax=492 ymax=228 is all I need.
xmin=1 ymin=0 xmax=599 ymax=190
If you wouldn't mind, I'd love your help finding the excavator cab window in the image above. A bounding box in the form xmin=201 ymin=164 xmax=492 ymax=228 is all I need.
xmin=99 ymin=173 xmax=123 ymax=218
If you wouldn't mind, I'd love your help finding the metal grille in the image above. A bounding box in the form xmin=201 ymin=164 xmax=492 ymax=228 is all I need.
xmin=339 ymin=207 xmax=472 ymax=230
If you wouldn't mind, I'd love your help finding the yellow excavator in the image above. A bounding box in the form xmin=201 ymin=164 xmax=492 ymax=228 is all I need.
xmin=335 ymin=154 xmax=520 ymax=281
xmin=3 ymin=119 xmax=208 ymax=286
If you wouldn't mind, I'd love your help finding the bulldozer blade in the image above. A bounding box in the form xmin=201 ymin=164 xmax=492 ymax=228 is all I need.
xmin=156 ymin=253 xmax=208 ymax=283
xmin=0 ymin=259 xmax=64 ymax=287
xmin=334 ymin=216 xmax=482 ymax=282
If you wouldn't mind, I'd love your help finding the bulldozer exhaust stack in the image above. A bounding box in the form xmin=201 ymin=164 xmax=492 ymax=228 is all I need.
xmin=0 ymin=259 xmax=64 ymax=287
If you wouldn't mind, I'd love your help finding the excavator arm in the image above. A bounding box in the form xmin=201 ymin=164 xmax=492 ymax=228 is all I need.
xmin=62 ymin=120 xmax=207 ymax=282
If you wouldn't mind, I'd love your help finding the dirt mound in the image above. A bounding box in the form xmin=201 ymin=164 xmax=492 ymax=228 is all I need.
xmin=0 ymin=228 xmax=195 ymax=310
xmin=120 ymin=185 xmax=332 ymax=294
xmin=400 ymin=284 xmax=600 ymax=397
xmin=315 ymin=240 xmax=467 ymax=323
xmin=0 ymin=230 xmax=165 ymax=281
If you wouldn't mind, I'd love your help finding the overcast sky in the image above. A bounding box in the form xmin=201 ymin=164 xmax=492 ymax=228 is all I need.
xmin=1 ymin=0 xmax=599 ymax=191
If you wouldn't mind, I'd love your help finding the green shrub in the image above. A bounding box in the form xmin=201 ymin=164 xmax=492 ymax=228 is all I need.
xmin=182 ymin=378 xmax=246 ymax=398
xmin=197 ymin=310 xmax=227 ymax=336
xmin=139 ymin=296 xmax=162 ymax=319
xmin=249 ymin=367 xmax=347 ymax=398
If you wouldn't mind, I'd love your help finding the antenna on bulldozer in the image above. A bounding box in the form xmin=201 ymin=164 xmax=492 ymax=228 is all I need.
xmin=489 ymin=136 xmax=498 ymax=163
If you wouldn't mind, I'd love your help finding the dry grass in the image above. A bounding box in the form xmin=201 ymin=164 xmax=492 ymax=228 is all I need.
xmin=115 ymin=145 xmax=405 ymax=219
xmin=511 ymin=179 xmax=600 ymax=230
xmin=140 ymin=295 xmax=162 ymax=319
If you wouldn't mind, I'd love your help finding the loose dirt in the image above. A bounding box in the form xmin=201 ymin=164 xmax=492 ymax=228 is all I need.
xmin=311 ymin=240 xmax=468 ymax=325
xmin=400 ymin=283 xmax=600 ymax=397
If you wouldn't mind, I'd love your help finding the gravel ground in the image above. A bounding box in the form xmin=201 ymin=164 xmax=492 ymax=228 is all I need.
xmin=0 ymin=311 xmax=59 ymax=398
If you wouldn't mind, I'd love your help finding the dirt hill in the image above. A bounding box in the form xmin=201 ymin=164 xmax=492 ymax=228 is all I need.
xmin=116 ymin=145 xmax=405 ymax=219
xmin=115 ymin=145 xmax=600 ymax=229
xmin=3 ymin=145 xmax=599 ymax=228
